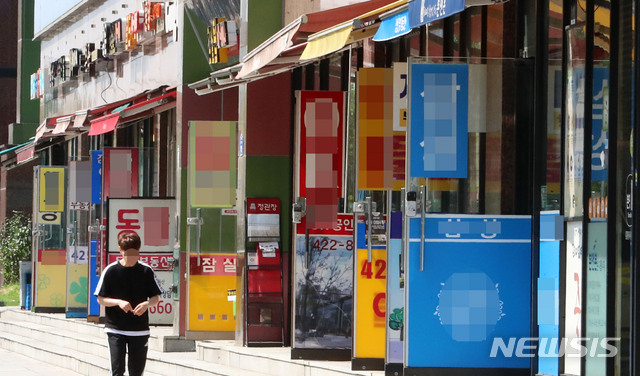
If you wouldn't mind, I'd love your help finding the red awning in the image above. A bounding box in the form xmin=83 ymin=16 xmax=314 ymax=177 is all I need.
xmin=88 ymin=113 xmax=121 ymax=136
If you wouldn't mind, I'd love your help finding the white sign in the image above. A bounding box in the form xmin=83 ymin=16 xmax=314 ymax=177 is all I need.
xmin=564 ymin=221 xmax=582 ymax=374
xmin=108 ymin=198 xmax=177 ymax=254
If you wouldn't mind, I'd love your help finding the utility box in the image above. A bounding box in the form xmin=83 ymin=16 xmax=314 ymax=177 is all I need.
xmin=245 ymin=198 xmax=284 ymax=346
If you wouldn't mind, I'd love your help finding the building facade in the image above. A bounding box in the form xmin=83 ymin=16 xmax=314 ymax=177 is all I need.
xmin=13 ymin=0 xmax=640 ymax=375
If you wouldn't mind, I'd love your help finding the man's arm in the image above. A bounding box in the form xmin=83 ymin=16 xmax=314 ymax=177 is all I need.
xmin=97 ymin=296 xmax=133 ymax=313
xmin=133 ymin=295 xmax=160 ymax=316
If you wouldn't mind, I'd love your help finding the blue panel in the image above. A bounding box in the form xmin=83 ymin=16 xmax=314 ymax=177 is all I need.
xmin=537 ymin=277 xmax=559 ymax=325
xmin=88 ymin=239 xmax=100 ymax=316
xmin=390 ymin=212 xmax=402 ymax=239
xmin=373 ymin=10 xmax=411 ymax=42
xmin=538 ymin=236 xmax=560 ymax=375
xmin=538 ymin=325 xmax=560 ymax=375
xmin=356 ymin=222 xmax=387 ymax=249
xmin=540 ymin=214 xmax=564 ymax=240
xmin=406 ymin=215 xmax=531 ymax=369
xmin=410 ymin=64 xmax=468 ymax=178
xmin=91 ymin=150 xmax=103 ymax=204
xmin=408 ymin=0 xmax=465 ymax=29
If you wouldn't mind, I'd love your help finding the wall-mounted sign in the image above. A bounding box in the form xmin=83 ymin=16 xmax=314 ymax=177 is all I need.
xmin=207 ymin=18 xmax=232 ymax=64
xmin=143 ymin=0 xmax=164 ymax=33
xmin=49 ymin=56 xmax=67 ymax=87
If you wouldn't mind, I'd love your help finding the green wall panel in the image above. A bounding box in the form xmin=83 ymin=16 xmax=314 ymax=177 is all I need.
xmin=247 ymin=0 xmax=282 ymax=51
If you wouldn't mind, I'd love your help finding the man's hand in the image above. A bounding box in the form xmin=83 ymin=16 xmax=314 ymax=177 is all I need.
xmin=118 ymin=300 xmax=133 ymax=313
xmin=133 ymin=301 xmax=149 ymax=316
xmin=133 ymin=295 xmax=160 ymax=316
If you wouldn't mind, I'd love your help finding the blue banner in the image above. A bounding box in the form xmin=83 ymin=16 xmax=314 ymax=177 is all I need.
xmin=408 ymin=0 xmax=465 ymax=29
xmin=91 ymin=150 xmax=103 ymax=204
xmin=406 ymin=215 xmax=531 ymax=369
xmin=373 ymin=10 xmax=411 ymax=42
xmin=88 ymin=239 xmax=100 ymax=317
xmin=410 ymin=64 xmax=468 ymax=178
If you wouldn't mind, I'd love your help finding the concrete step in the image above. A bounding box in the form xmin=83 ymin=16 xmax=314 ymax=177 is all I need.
xmin=0 ymin=308 xmax=173 ymax=352
xmin=0 ymin=307 xmax=385 ymax=376
xmin=197 ymin=342 xmax=384 ymax=376
xmin=0 ymin=314 xmax=267 ymax=376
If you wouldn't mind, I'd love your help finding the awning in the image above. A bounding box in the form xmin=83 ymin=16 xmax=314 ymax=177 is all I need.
xmin=190 ymin=0 xmax=401 ymax=94
xmin=88 ymin=112 xmax=121 ymax=136
xmin=51 ymin=115 xmax=73 ymax=135
xmin=235 ymin=16 xmax=305 ymax=79
xmin=87 ymin=88 xmax=176 ymax=136
xmin=0 ymin=140 xmax=33 ymax=157
xmin=372 ymin=6 xmax=410 ymax=42
xmin=71 ymin=110 xmax=89 ymax=129
xmin=300 ymin=0 xmax=407 ymax=61
xmin=34 ymin=119 xmax=56 ymax=142
xmin=16 ymin=142 xmax=36 ymax=164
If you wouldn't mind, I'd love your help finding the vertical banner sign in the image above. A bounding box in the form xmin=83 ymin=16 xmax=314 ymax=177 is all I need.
xmin=408 ymin=0 xmax=465 ymax=28
xmin=91 ymin=150 xmax=103 ymax=204
xmin=564 ymin=221 xmax=583 ymax=375
xmin=386 ymin=212 xmax=404 ymax=367
xmin=298 ymin=91 xmax=344 ymax=229
xmin=538 ymin=213 xmax=562 ymax=375
xmin=591 ymin=67 xmax=609 ymax=182
xmin=108 ymin=198 xmax=176 ymax=325
xmin=39 ymin=167 xmax=66 ymax=212
xmin=410 ymin=64 xmax=468 ymax=178
xmin=406 ymin=215 xmax=531 ymax=370
xmin=104 ymin=148 xmax=139 ymax=200
xmin=354 ymin=220 xmax=387 ymax=364
xmin=585 ymin=222 xmax=607 ymax=374
xmin=393 ymin=63 xmax=408 ymax=190
xmin=69 ymin=161 xmax=92 ymax=210
xmin=188 ymin=253 xmax=237 ymax=331
xmin=357 ymin=68 xmax=393 ymax=190
xmin=565 ymin=26 xmax=585 ymax=218
xmin=88 ymin=239 xmax=100 ymax=316
xmin=189 ymin=121 xmax=237 ymax=207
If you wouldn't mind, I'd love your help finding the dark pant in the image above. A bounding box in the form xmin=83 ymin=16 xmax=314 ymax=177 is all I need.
xmin=107 ymin=333 xmax=149 ymax=376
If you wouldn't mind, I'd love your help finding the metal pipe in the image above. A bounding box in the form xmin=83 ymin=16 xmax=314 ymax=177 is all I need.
xmin=367 ymin=196 xmax=373 ymax=263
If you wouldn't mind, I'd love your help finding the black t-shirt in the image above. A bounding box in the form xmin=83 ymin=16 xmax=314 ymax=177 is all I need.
xmin=95 ymin=261 xmax=163 ymax=333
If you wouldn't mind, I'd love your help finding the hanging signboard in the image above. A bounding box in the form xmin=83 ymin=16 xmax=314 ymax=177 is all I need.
xmin=104 ymin=148 xmax=139 ymax=200
xmin=296 ymin=91 xmax=345 ymax=230
xmin=39 ymin=167 xmax=66 ymax=212
xmin=406 ymin=215 xmax=531 ymax=371
xmin=410 ymin=64 xmax=468 ymax=178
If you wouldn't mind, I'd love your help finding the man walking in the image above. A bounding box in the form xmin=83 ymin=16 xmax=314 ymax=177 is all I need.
xmin=95 ymin=231 xmax=162 ymax=376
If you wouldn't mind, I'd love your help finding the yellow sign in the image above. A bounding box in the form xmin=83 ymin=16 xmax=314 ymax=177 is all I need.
xmin=35 ymin=249 xmax=67 ymax=309
xmin=207 ymin=18 xmax=229 ymax=64
xmin=354 ymin=247 xmax=387 ymax=359
xmin=39 ymin=167 xmax=65 ymax=212
xmin=188 ymin=253 xmax=237 ymax=333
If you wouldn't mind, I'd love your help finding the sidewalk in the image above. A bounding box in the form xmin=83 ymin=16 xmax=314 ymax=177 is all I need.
xmin=0 ymin=347 xmax=83 ymax=376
